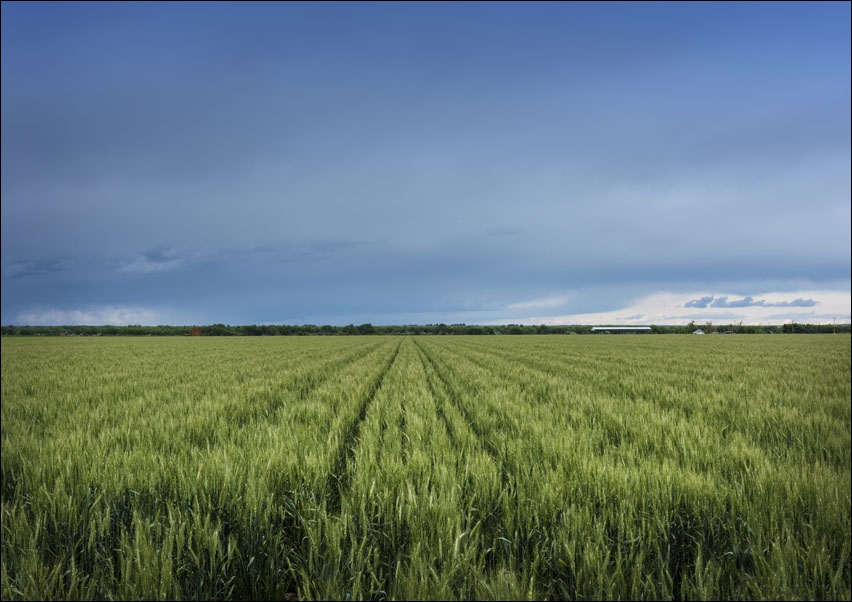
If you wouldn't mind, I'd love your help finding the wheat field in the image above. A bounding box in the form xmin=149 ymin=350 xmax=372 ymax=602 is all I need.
xmin=2 ymin=334 xmax=849 ymax=600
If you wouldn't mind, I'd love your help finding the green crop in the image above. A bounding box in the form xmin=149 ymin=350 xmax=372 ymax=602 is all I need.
xmin=2 ymin=334 xmax=849 ymax=600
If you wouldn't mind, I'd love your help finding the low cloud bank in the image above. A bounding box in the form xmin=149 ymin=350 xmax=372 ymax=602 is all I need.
xmin=14 ymin=306 xmax=164 ymax=326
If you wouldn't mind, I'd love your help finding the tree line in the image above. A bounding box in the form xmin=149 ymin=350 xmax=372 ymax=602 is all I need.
xmin=1 ymin=322 xmax=848 ymax=337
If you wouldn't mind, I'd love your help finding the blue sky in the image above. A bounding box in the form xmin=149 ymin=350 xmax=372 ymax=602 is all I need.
xmin=2 ymin=1 xmax=850 ymax=326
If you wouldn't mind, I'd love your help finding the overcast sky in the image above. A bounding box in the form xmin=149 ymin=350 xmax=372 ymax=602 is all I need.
xmin=2 ymin=1 xmax=850 ymax=326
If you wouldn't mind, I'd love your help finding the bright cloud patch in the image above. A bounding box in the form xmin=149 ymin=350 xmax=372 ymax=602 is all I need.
xmin=15 ymin=306 xmax=164 ymax=326
xmin=501 ymin=290 xmax=850 ymax=326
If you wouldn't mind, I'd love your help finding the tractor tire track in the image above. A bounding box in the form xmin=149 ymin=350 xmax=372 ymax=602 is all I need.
xmin=224 ymin=339 xmax=388 ymax=435
xmin=413 ymin=338 xmax=512 ymax=488
xmin=325 ymin=339 xmax=401 ymax=513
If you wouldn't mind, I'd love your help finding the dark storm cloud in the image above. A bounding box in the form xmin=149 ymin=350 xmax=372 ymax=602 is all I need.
xmin=1 ymin=2 xmax=849 ymax=326
xmin=1 ymin=258 xmax=66 ymax=280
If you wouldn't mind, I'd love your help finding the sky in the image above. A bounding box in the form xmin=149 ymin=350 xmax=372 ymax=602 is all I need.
xmin=2 ymin=1 xmax=850 ymax=327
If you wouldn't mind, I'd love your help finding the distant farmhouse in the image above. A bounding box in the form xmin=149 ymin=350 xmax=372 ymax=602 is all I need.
xmin=693 ymin=329 xmax=705 ymax=334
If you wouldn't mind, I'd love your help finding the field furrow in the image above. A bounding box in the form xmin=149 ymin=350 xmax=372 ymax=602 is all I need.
xmin=414 ymin=338 xmax=508 ymax=481
xmin=324 ymin=339 xmax=401 ymax=513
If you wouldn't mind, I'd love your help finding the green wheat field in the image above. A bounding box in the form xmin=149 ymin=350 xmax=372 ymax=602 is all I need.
xmin=1 ymin=334 xmax=850 ymax=600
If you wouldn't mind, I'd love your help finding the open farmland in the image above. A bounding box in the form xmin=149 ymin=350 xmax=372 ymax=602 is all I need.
xmin=1 ymin=334 xmax=850 ymax=601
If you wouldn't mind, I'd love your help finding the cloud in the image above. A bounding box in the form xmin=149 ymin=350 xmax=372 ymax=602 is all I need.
xmin=770 ymin=298 xmax=820 ymax=307
xmin=1 ymin=258 xmax=65 ymax=280
xmin=684 ymin=295 xmax=819 ymax=309
xmin=685 ymin=295 xmax=714 ymax=308
xmin=499 ymin=290 xmax=849 ymax=326
xmin=1 ymin=3 xmax=848 ymax=328
xmin=14 ymin=306 xmax=165 ymax=326
xmin=121 ymin=248 xmax=202 ymax=274
xmin=711 ymin=295 xmax=760 ymax=308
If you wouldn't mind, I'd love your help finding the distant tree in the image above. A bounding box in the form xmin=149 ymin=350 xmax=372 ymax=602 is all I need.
xmin=205 ymin=323 xmax=232 ymax=336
